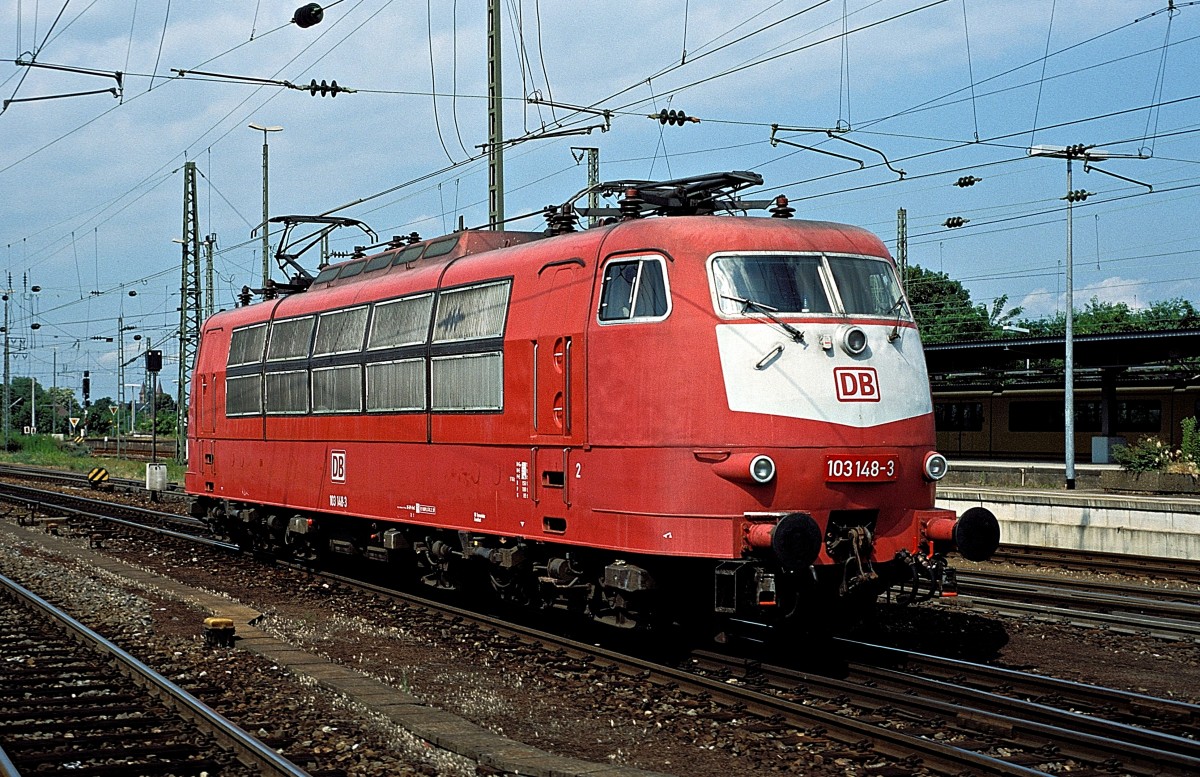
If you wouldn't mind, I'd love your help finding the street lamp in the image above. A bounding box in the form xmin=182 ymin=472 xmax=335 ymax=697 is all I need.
xmin=248 ymin=123 xmax=283 ymax=287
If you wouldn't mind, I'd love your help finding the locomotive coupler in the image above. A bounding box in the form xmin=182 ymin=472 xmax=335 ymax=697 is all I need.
xmin=889 ymin=549 xmax=954 ymax=604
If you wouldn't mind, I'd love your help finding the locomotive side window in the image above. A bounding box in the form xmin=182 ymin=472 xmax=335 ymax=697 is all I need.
xmin=225 ymin=374 xmax=263 ymax=416
xmin=711 ymin=254 xmax=831 ymax=315
xmin=432 ymin=352 xmax=503 ymax=411
xmin=314 ymin=306 xmax=369 ymax=356
xmin=312 ymin=365 xmax=363 ymax=413
xmin=368 ymin=293 xmax=434 ymax=350
xmin=265 ymin=370 xmax=309 ymax=414
xmin=598 ymin=257 xmax=669 ymax=322
xmin=366 ymin=359 xmax=426 ymax=412
xmin=432 ymin=280 xmax=512 ymax=342
xmin=266 ymin=316 xmax=315 ymax=361
xmin=228 ymin=324 xmax=267 ymax=366
xmin=826 ymin=256 xmax=909 ymax=317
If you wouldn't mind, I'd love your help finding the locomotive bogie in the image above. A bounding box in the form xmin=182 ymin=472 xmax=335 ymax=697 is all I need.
xmin=187 ymin=203 xmax=998 ymax=632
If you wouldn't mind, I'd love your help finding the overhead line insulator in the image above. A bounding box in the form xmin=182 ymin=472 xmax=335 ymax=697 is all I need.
xmin=942 ymin=216 xmax=969 ymax=228
xmin=649 ymin=109 xmax=699 ymax=126
xmin=293 ymin=3 xmax=325 ymax=28
xmin=954 ymin=176 xmax=982 ymax=187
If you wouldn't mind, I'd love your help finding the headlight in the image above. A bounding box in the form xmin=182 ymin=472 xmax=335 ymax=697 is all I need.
xmin=923 ymin=452 xmax=949 ymax=481
xmin=839 ymin=325 xmax=868 ymax=355
xmin=750 ymin=455 xmax=776 ymax=484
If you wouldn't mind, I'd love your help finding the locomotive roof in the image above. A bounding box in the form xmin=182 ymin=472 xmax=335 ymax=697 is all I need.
xmin=203 ymin=212 xmax=891 ymax=332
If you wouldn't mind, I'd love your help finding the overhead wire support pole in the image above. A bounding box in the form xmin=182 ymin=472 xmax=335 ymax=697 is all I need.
xmin=571 ymin=147 xmax=601 ymax=228
xmin=178 ymin=162 xmax=202 ymax=463
xmin=487 ymin=0 xmax=504 ymax=229
xmin=1027 ymin=143 xmax=1147 ymax=489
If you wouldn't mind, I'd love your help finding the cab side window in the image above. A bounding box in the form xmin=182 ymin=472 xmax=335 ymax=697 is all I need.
xmin=598 ymin=257 xmax=669 ymax=322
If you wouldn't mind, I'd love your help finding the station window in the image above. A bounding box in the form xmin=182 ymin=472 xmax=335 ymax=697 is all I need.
xmin=368 ymin=293 xmax=434 ymax=350
xmin=432 ymin=280 xmax=511 ymax=342
xmin=598 ymin=257 xmax=669 ymax=322
xmin=1117 ymin=400 xmax=1161 ymax=433
xmin=314 ymin=307 xmax=368 ymax=356
xmin=228 ymin=324 xmax=267 ymax=367
xmin=266 ymin=316 xmax=314 ymax=361
xmin=1009 ymin=399 xmax=1161 ymax=434
xmin=312 ymin=365 xmax=362 ymax=413
xmin=366 ymin=358 xmax=426 ymax=412
xmin=934 ymin=401 xmax=983 ymax=432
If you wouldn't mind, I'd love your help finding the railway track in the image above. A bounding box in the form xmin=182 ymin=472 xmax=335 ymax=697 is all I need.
xmin=953 ymin=568 xmax=1200 ymax=641
xmin=992 ymin=544 xmax=1200 ymax=586
xmin=0 ymin=571 xmax=310 ymax=777
xmin=2 ymin=479 xmax=1198 ymax=775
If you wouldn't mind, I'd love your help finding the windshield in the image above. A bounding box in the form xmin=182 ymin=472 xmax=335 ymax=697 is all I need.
xmin=712 ymin=254 xmax=832 ymax=315
xmin=827 ymin=256 xmax=907 ymax=316
xmin=712 ymin=253 xmax=908 ymax=318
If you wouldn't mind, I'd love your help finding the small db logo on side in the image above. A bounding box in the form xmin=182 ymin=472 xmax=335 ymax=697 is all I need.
xmin=331 ymin=450 xmax=347 ymax=483
xmin=834 ymin=367 xmax=881 ymax=402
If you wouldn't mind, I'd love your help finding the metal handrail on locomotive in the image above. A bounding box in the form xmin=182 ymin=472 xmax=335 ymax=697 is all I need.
xmin=186 ymin=171 xmax=999 ymax=631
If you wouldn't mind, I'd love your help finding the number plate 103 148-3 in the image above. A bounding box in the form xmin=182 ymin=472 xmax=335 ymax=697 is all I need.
xmin=825 ymin=455 xmax=898 ymax=482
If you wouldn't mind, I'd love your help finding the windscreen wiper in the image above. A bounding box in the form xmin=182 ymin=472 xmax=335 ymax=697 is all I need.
xmin=722 ymin=295 xmax=805 ymax=343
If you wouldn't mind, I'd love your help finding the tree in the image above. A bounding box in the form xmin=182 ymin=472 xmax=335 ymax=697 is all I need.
xmin=903 ymin=264 xmax=1022 ymax=343
xmin=1017 ymin=296 xmax=1200 ymax=336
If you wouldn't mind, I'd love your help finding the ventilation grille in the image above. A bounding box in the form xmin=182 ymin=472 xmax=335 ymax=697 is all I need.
xmin=265 ymin=370 xmax=308 ymax=414
xmin=312 ymin=365 xmax=362 ymax=413
xmin=368 ymin=294 xmax=434 ymax=350
xmin=228 ymin=324 xmax=267 ymax=366
xmin=315 ymin=307 xmax=368 ymax=356
xmin=225 ymin=374 xmax=262 ymax=416
xmin=366 ymin=359 xmax=425 ymax=412
xmin=433 ymin=281 xmax=510 ymax=342
xmin=432 ymin=352 xmax=502 ymax=411
xmin=267 ymin=317 xmax=314 ymax=361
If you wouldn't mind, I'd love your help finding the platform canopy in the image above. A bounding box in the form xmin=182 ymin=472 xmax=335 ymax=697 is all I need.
xmin=923 ymin=329 xmax=1200 ymax=377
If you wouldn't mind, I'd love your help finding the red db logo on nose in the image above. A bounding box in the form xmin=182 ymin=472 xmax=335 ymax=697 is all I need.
xmin=834 ymin=367 xmax=881 ymax=402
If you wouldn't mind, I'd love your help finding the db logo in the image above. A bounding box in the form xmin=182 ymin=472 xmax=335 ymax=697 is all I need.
xmin=834 ymin=367 xmax=881 ymax=402
xmin=330 ymin=450 xmax=347 ymax=483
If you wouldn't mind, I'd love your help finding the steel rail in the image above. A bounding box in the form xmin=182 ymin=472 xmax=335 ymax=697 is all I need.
xmin=0 ymin=571 xmax=311 ymax=777
xmin=0 ymin=744 xmax=18 ymax=777
xmin=836 ymin=637 xmax=1200 ymax=723
xmin=690 ymin=649 xmax=1200 ymax=776
xmin=949 ymin=591 xmax=1200 ymax=641
xmin=993 ymin=545 xmax=1200 ymax=584
xmin=306 ymin=571 xmax=1048 ymax=777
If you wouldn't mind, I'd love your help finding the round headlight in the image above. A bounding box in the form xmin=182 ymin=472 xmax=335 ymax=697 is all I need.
xmin=923 ymin=452 xmax=949 ymax=481
xmin=840 ymin=325 xmax=868 ymax=355
xmin=750 ymin=455 xmax=776 ymax=484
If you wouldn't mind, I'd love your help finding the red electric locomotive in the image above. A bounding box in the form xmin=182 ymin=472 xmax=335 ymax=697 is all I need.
xmin=186 ymin=172 xmax=999 ymax=631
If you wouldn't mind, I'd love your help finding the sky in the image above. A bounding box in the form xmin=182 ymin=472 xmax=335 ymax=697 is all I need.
xmin=1 ymin=0 xmax=1199 ymax=405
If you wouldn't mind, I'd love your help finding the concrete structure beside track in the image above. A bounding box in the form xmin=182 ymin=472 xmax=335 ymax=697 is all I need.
xmin=938 ymin=461 xmax=1200 ymax=561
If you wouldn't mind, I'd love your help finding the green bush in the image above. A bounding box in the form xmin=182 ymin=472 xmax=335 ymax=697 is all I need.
xmin=1113 ymin=417 xmax=1200 ymax=474
xmin=1181 ymin=416 xmax=1200 ymax=464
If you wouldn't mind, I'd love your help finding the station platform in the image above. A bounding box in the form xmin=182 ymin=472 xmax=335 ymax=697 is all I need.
xmin=937 ymin=460 xmax=1200 ymax=561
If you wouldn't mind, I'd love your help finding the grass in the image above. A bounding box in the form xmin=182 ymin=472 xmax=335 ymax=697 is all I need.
xmin=0 ymin=434 xmax=185 ymax=483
